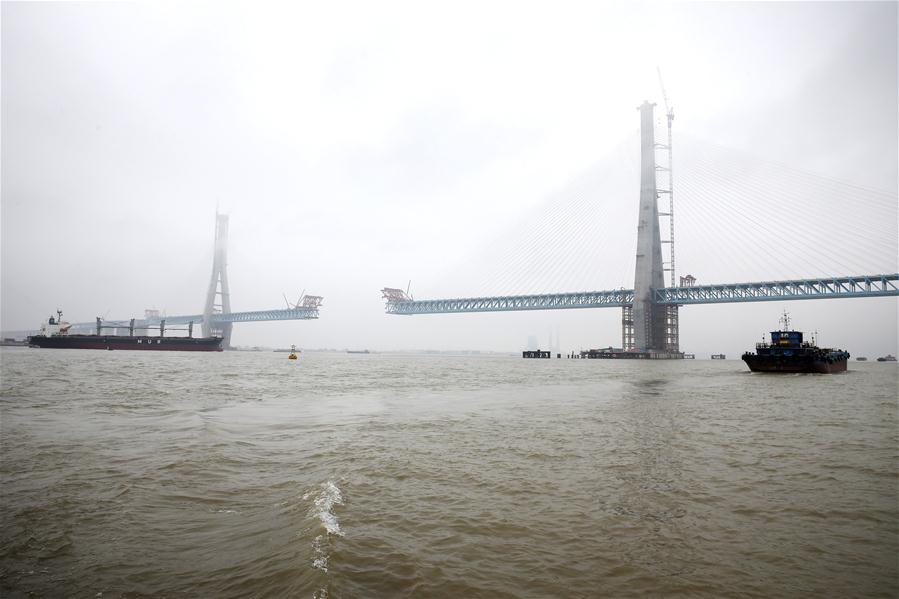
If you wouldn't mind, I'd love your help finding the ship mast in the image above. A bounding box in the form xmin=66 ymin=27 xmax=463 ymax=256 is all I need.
xmin=779 ymin=311 xmax=791 ymax=331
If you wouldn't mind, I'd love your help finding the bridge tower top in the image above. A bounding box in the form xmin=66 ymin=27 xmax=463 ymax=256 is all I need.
xmin=203 ymin=212 xmax=233 ymax=346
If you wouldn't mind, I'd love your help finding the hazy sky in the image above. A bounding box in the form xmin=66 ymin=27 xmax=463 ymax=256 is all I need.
xmin=2 ymin=1 xmax=897 ymax=356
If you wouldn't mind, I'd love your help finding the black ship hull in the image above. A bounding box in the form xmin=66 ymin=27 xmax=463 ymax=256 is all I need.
xmin=743 ymin=318 xmax=849 ymax=374
xmin=28 ymin=335 xmax=223 ymax=352
xmin=742 ymin=353 xmax=847 ymax=374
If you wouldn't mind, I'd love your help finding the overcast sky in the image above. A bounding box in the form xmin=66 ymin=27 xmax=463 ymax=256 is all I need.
xmin=2 ymin=1 xmax=897 ymax=356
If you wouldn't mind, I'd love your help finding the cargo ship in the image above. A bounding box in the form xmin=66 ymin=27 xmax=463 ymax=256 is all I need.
xmin=741 ymin=313 xmax=848 ymax=374
xmin=27 ymin=311 xmax=223 ymax=352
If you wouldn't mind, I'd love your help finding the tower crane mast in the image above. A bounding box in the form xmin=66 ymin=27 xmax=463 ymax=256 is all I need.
xmin=656 ymin=67 xmax=676 ymax=289
xmin=656 ymin=67 xmax=679 ymax=352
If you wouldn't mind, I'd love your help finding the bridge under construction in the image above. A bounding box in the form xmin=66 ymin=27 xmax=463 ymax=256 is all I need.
xmin=382 ymin=99 xmax=899 ymax=355
xmin=67 ymin=213 xmax=322 ymax=348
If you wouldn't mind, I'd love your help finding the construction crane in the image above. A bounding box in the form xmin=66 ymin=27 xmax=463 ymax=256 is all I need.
xmin=657 ymin=66 xmax=674 ymax=126
xmin=656 ymin=67 xmax=676 ymax=289
xmin=283 ymin=290 xmax=324 ymax=310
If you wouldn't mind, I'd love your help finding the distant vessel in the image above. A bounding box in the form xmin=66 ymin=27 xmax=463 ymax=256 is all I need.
xmin=347 ymin=349 xmax=370 ymax=354
xmin=28 ymin=310 xmax=223 ymax=352
xmin=856 ymin=357 xmax=868 ymax=361
xmin=877 ymin=354 xmax=897 ymax=362
xmin=741 ymin=313 xmax=849 ymax=374
xmin=711 ymin=354 xmax=726 ymax=360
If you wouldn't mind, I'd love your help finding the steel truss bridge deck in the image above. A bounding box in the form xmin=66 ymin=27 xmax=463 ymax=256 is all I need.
xmin=384 ymin=274 xmax=899 ymax=315
xmin=73 ymin=307 xmax=320 ymax=330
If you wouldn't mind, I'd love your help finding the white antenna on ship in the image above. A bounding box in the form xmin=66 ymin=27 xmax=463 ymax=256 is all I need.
xmin=779 ymin=310 xmax=791 ymax=331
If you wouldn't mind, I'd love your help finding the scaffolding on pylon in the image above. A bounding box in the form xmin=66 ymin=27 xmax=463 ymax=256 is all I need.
xmin=656 ymin=68 xmax=679 ymax=353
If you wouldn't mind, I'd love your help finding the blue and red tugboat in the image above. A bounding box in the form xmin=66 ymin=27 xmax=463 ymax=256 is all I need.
xmin=742 ymin=313 xmax=849 ymax=374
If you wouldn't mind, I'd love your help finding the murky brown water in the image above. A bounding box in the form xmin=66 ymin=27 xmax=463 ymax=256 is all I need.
xmin=1 ymin=348 xmax=897 ymax=598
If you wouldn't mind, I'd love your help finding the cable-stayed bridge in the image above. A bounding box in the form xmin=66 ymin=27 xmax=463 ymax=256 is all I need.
xmin=382 ymin=101 xmax=898 ymax=356
xmin=67 ymin=213 xmax=322 ymax=347
xmin=384 ymin=275 xmax=899 ymax=315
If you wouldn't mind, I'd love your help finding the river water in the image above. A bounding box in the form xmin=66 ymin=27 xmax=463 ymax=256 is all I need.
xmin=1 ymin=348 xmax=896 ymax=598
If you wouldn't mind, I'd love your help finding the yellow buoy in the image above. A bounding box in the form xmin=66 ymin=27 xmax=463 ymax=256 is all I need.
xmin=288 ymin=344 xmax=298 ymax=360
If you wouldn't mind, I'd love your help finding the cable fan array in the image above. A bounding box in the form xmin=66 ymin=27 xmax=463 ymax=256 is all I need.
xmin=431 ymin=134 xmax=642 ymax=298
xmin=676 ymin=134 xmax=897 ymax=283
xmin=422 ymin=132 xmax=896 ymax=299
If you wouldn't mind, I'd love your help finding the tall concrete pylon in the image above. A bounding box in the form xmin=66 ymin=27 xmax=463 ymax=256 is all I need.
xmin=203 ymin=213 xmax=233 ymax=347
xmin=632 ymin=101 xmax=670 ymax=352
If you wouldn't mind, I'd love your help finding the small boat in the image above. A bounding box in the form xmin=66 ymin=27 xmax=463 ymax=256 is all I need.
xmin=877 ymin=354 xmax=897 ymax=362
xmin=856 ymin=357 xmax=868 ymax=361
xmin=741 ymin=312 xmax=849 ymax=374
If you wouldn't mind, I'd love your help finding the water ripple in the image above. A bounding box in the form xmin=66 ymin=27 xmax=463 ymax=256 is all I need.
xmin=1 ymin=350 xmax=896 ymax=598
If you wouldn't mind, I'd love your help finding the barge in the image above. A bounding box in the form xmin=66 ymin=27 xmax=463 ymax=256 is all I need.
xmin=741 ymin=313 xmax=848 ymax=374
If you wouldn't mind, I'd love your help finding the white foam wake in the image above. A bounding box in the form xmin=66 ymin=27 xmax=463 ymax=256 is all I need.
xmin=312 ymin=534 xmax=329 ymax=572
xmin=310 ymin=480 xmax=344 ymax=536
xmin=306 ymin=481 xmax=345 ymax=577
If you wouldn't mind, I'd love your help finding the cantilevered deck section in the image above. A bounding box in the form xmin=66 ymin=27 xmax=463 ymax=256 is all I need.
xmin=382 ymin=274 xmax=899 ymax=315
xmin=71 ymin=298 xmax=323 ymax=334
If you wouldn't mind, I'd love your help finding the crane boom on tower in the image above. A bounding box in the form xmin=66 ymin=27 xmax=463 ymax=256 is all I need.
xmin=656 ymin=67 xmax=674 ymax=123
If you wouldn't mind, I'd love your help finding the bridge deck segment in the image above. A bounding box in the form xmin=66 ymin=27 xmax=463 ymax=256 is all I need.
xmin=658 ymin=274 xmax=899 ymax=305
xmin=76 ymin=307 xmax=320 ymax=330
xmin=383 ymin=274 xmax=899 ymax=315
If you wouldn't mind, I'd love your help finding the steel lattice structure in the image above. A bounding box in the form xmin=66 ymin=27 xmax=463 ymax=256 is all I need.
xmin=137 ymin=307 xmax=319 ymax=325
xmin=655 ymin=274 xmax=899 ymax=305
xmin=383 ymin=289 xmax=635 ymax=315
xmin=383 ymin=274 xmax=899 ymax=315
xmin=76 ymin=306 xmax=320 ymax=332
